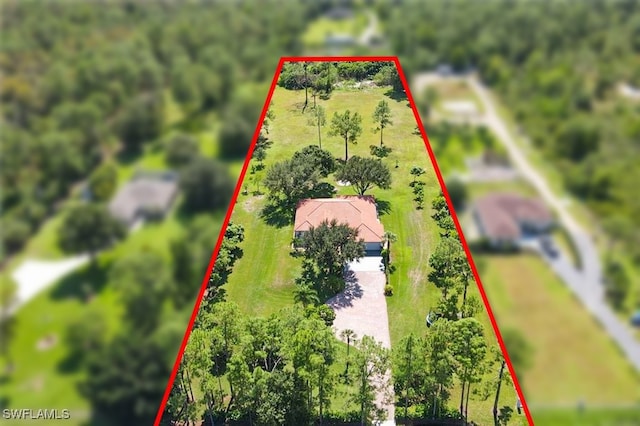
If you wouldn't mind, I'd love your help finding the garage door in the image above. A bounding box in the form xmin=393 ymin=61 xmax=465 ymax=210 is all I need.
xmin=364 ymin=242 xmax=382 ymax=256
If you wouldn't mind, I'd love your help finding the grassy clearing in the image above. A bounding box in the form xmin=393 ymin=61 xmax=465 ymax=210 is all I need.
xmin=225 ymin=195 xmax=302 ymax=317
xmin=465 ymin=180 xmax=539 ymax=200
xmin=0 ymin=204 xmax=197 ymax=424
xmin=302 ymin=12 xmax=368 ymax=47
xmin=476 ymin=253 xmax=640 ymax=406
xmin=429 ymin=133 xmax=486 ymax=176
xmin=228 ymin=84 xmax=439 ymax=331
xmin=532 ymin=406 xmax=640 ymax=426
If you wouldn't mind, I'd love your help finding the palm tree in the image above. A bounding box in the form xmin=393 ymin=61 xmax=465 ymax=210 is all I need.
xmin=372 ymin=99 xmax=393 ymax=147
xmin=383 ymin=231 xmax=397 ymax=256
xmin=340 ymin=329 xmax=357 ymax=375
xmin=303 ymin=62 xmax=309 ymax=112
xmin=382 ymin=232 xmax=397 ymax=284
xmin=293 ymin=284 xmax=320 ymax=307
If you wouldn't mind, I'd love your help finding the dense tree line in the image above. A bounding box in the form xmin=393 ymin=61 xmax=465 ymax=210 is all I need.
xmin=163 ymin=301 xmax=394 ymax=425
xmin=278 ymin=61 xmax=398 ymax=91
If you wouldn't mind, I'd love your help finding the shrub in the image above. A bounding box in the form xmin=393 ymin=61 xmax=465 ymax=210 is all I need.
xmin=384 ymin=285 xmax=393 ymax=296
xmin=88 ymin=162 xmax=118 ymax=201
xmin=445 ymin=177 xmax=468 ymax=211
xmin=165 ymin=133 xmax=200 ymax=167
xmin=179 ymin=158 xmax=235 ymax=213
xmin=315 ymin=304 xmax=336 ymax=327
xmin=1 ymin=218 xmax=31 ymax=255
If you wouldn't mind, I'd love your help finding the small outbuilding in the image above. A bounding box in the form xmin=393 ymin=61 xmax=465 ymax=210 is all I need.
xmin=108 ymin=171 xmax=179 ymax=227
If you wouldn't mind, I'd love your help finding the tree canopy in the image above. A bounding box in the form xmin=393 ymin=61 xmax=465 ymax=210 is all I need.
xmin=328 ymin=110 xmax=363 ymax=162
xmin=298 ymin=219 xmax=365 ymax=285
xmin=179 ymin=158 xmax=235 ymax=214
xmin=58 ymin=203 xmax=126 ymax=259
xmin=335 ymin=155 xmax=392 ymax=196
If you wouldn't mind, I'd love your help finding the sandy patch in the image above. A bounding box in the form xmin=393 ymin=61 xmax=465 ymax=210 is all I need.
xmin=242 ymin=195 xmax=264 ymax=213
xmin=36 ymin=334 xmax=58 ymax=351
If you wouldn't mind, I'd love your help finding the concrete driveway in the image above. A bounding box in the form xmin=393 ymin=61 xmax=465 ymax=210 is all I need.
xmin=8 ymin=255 xmax=90 ymax=315
xmin=327 ymin=259 xmax=395 ymax=423
xmin=329 ymin=266 xmax=391 ymax=349
xmin=347 ymin=256 xmax=384 ymax=273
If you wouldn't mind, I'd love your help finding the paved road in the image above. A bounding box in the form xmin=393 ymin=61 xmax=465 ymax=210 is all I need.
xmin=358 ymin=10 xmax=379 ymax=47
xmin=413 ymin=72 xmax=640 ymax=372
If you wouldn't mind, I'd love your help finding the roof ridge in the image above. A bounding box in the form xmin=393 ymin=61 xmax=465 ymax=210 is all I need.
xmin=357 ymin=222 xmax=384 ymax=239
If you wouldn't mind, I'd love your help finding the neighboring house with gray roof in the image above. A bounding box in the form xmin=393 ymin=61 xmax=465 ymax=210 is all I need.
xmin=473 ymin=192 xmax=554 ymax=249
xmin=108 ymin=171 xmax=179 ymax=227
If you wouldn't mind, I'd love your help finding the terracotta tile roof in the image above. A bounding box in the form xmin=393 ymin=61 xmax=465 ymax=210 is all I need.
xmin=294 ymin=196 xmax=384 ymax=242
xmin=474 ymin=193 xmax=553 ymax=240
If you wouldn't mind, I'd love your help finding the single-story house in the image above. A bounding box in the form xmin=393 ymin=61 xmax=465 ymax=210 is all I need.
xmin=473 ymin=192 xmax=553 ymax=249
xmin=108 ymin=171 xmax=179 ymax=227
xmin=293 ymin=196 xmax=385 ymax=256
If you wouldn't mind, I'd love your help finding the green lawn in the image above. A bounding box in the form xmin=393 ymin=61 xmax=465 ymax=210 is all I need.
xmin=225 ymin=194 xmax=302 ymax=317
xmin=227 ymin=84 xmax=439 ymax=328
xmin=531 ymin=406 xmax=640 ymax=426
xmin=220 ymin=83 xmax=522 ymax=424
xmin=0 ymin=201 xmax=199 ymax=425
xmin=476 ymin=253 xmax=640 ymax=407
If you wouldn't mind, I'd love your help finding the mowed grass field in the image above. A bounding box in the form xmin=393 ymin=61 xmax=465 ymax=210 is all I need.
xmin=224 ymin=83 xmax=521 ymax=424
xmin=476 ymin=253 xmax=640 ymax=408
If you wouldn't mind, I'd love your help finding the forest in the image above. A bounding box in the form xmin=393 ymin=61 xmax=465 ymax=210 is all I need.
xmin=0 ymin=0 xmax=330 ymax=259
xmin=382 ymin=0 xmax=640 ymax=290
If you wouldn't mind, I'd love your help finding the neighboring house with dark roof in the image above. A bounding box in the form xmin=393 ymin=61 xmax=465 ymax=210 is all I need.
xmin=473 ymin=192 xmax=554 ymax=248
xmin=294 ymin=196 xmax=385 ymax=256
xmin=108 ymin=171 xmax=179 ymax=227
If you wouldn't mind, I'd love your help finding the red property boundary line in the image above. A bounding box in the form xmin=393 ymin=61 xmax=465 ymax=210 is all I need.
xmin=153 ymin=56 xmax=535 ymax=426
